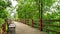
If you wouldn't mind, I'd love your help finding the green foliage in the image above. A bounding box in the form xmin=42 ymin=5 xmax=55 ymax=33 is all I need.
xmin=0 ymin=0 xmax=11 ymax=19
xmin=0 ymin=0 xmax=11 ymax=32
xmin=0 ymin=9 xmax=8 ymax=19
xmin=17 ymin=0 xmax=39 ymax=19
xmin=0 ymin=18 xmax=4 ymax=28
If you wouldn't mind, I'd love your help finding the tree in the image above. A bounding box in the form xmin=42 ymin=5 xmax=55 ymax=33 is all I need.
xmin=0 ymin=0 xmax=11 ymax=19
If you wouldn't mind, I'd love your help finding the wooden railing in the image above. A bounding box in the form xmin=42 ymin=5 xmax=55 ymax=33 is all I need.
xmin=43 ymin=24 xmax=60 ymax=28
xmin=18 ymin=19 xmax=60 ymax=34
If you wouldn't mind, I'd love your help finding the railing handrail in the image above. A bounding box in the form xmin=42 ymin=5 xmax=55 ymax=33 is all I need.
xmin=18 ymin=19 xmax=60 ymax=34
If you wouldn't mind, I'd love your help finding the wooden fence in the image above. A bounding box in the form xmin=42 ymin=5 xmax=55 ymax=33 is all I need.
xmin=18 ymin=19 xmax=60 ymax=34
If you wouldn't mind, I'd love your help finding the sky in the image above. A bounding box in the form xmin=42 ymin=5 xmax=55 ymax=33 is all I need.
xmin=10 ymin=0 xmax=18 ymax=18
xmin=11 ymin=0 xmax=18 ymax=7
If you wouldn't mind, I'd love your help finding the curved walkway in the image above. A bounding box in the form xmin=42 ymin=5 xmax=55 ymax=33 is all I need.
xmin=14 ymin=21 xmax=47 ymax=34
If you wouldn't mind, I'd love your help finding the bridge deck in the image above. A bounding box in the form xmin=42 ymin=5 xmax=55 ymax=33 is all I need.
xmin=14 ymin=21 xmax=47 ymax=34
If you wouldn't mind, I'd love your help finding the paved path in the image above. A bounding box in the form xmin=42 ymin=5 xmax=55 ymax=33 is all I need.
xmin=14 ymin=21 xmax=47 ymax=34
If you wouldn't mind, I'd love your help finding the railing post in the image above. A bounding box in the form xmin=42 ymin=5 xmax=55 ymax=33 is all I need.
xmin=32 ymin=19 xmax=34 ymax=27
xmin=40 ymin=19 xmax=43 ymax=31
xmin=25 ymin=19 xmax=26 ymax=24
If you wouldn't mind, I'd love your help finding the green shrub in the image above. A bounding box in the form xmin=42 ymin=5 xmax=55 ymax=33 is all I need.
xmin=0 ymin=18 xmax=4 ymax=28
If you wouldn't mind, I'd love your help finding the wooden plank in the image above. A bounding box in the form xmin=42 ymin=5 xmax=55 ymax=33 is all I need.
xmin=43 ymin=24 xmax=60 ymax=28
xmin=32 ymin=19 xmax=34 ymax=27
xmin=42 ymin=20 xmax=60 ymax=22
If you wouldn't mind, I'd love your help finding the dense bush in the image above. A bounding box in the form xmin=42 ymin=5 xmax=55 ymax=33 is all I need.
xmin=0 ymin=18 xmax=4 ymax=28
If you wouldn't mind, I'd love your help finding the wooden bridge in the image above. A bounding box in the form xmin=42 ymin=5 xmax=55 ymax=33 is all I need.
xmin=14 ymin=21 xmax=47 ymax=34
